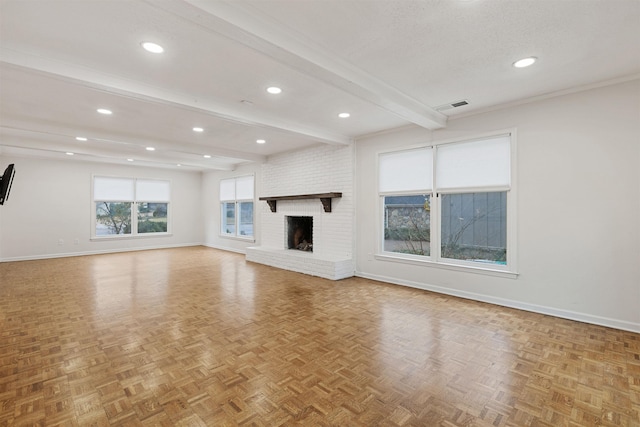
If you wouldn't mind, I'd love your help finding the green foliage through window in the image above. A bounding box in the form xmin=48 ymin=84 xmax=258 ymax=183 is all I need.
xmin=96 ymin=202 xmax=132 ymax=235
xmin=383 ymin=195 xmax=430 ymax=256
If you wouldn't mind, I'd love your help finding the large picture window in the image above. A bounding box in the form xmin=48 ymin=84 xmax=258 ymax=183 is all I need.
xmin=378 ymin=134 xmax=515 ymax=273
xmin=93 ymin=176 xmax=170 ymax=237
xmin=220 ymin=175 xmax=254 ymax=239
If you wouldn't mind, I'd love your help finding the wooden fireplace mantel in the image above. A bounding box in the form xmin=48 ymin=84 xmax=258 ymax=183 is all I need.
xmin=259 ymin=192 xmax=342 ymax=213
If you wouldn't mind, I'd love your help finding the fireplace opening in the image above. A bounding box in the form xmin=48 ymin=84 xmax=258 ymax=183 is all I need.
xmin=287 ymin=216 xmax=313 ymax=251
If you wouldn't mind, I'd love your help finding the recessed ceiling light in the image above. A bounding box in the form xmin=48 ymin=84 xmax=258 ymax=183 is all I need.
xmin=75 ymin=137 xmax=87 ymax=141
xmin=203 ymin=154 xmax=211 ymax=158
xmin=513 ymin=57 xmax=537 ymax=68
xmin=193 ymin=127 xmax=204 ymax=132
xmin=256 ymin=139 xmax=266 ymax=144
xmin=266 ymin=86 xmax=282 ymax=94
xmin=177 ymin=164 xmax=182 ymax=167
xmin=127 ymin=158 xmax=134 ymax=162
xmin=141 ymin=42 xmax=164 ymax=53
xmin=146 ymin=147 xmax=155 ymax=151
xmin=338 ymin=112 xmax=351 ymax=118
xmin=66 ymin=152 xmax=74 ymax=156
xmin=97 ymin=108 xmax=112 ymax=115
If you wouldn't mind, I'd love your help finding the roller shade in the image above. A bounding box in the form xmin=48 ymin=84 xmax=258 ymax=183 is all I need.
xmin=136 ymin=179 xmax=170 ymax=202
xmin=235 ymin=175 xmax=254 ymax=200
xmin=221 ymin=176 xmax=254 ymax=201
xmin=379 ymin=148 xmax=433 ymax=193
xmin=436 ymin=135 xmax=510 ymax=190
xmin=94 ymin=177 xmax=134 ymax=201
xmin=220 ymin=179 xmax=236 ymax=201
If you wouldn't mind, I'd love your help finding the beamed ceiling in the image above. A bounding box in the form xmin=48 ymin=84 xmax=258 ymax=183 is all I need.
xmin=1 ymin=0 xmax=639 ymax=171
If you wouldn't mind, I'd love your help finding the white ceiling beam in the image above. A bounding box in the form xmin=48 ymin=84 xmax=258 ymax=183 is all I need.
xmin=0 ymin=144 xmax=232 ymax=171
xmin=163 ymin=0 xmax=447 ymax=130
xmin=0 ymin=50 xmax=352 ymax=146
xmin=0 ymin=123 xmax=261 ymax=167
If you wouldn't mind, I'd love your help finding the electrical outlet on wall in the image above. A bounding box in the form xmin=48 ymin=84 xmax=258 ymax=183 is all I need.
xmin=58 ymin=239 xmax=64 ymax=245
xmin=74 ymin=239 xmax=79 ymax=245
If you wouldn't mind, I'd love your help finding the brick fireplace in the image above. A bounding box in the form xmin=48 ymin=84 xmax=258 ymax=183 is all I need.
xmin=245 ymin=145 xmax=354 ymax=280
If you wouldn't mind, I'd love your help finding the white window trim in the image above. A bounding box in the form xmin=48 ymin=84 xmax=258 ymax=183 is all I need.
xmin=219 ymin=175 xmax=255 ymax=241
xmin=91 ymin=175 xmax=172 ymax=240
xmin=374 ymin=252 xmax=518 ymax=279
xmin=376 ymin=129 xmax=518 ymax=276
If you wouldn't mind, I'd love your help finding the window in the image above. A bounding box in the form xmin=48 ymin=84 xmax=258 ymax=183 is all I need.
xmin=93 ymin=176 xmax=170 ymax=237
xmin=384 ymin=194 xmax=431 ymax=256
xmin=380 ymin=148 xmax=433 ymax=259
xmin=220 ymin=175 xmax=254 ymax=238
xmin=378 ymin=134 xmax=515 ymax=273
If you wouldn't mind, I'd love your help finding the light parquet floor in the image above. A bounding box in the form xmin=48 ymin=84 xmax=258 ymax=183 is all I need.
xmin=0 ymin=246 xmax=638 ymax=426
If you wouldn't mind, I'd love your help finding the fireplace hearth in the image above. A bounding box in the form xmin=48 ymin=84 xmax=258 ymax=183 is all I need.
xmin=287 ymin=216 xmax=313 ymax=251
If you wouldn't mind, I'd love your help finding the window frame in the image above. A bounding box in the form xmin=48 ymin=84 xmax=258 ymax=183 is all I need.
xmin=219 ymin=175 xmax=255 ymax=241
xmin=91 ymin=175 xmax=171 ymax=239
xmin=376 ymin=130 xmax=518 ymax=278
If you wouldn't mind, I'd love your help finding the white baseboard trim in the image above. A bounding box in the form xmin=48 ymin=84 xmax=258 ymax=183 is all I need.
xmin=202 ymin=243 xmax=247 ymax=255
xmin=356 ymin=271 xmax=640 ymax=334
xmin=0 ymin=242 xmax=204 ymax=263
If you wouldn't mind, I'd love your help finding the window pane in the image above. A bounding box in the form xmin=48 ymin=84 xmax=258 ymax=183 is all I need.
xmin=238 ymin=201 xmax=253 ymax=237
xmin=379 ymin=148 xmax=433 ymax=192
xmin=94 ymin=177 xmax=134 ymax=201
xmin=436 ymin=136 xmax=510 ymax=190
xmin=136 ymin=180 xmax=170 ymax=202
xmin=95 ymin=202 xmax=132 ymax=235
xmin=137 ymin=202 xmax=168 ymax=233
xmin=440 ymin=192 xmax=507 ymax=264
xmin=383 ymin=194 xmax=431 ymax=256
xmin=221 ymin=202 xmax=236 ymax=234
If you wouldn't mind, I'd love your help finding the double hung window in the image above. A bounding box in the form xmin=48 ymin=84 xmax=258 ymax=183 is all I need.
xmin=379 ymin=134 xmax=514 ymax=273
xmin=220 ymin=175 xmax=254 ymax=239
xmin=93 ymin=176 xmax=170 ymax=237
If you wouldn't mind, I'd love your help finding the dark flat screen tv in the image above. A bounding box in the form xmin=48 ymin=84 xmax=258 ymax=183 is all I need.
xmin=0 ymin=164 xmax=15 ymax=205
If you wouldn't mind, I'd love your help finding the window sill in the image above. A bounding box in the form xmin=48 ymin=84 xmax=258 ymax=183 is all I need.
xmin=91 ymin=233 xmax=173 ymax=241
xmin=219 ymin=234 xmax=255 ymax=243
xmin=374 ymin=253 xmax=518 ymax=279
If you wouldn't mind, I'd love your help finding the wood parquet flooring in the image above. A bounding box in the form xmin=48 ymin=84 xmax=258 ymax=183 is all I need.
xmin=0 ymin=246 xmax=638 ymax=426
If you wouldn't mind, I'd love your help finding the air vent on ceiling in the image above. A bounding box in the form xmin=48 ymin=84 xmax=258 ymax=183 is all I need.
xmin=451 ymin=100 xmax=469 ymax=108
xmin=435 ymin=99 xmax=469 ymax=112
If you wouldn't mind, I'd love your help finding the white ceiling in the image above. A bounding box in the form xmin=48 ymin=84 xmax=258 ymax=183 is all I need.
xmin=1 ymin=0 xmax=639 ymax=171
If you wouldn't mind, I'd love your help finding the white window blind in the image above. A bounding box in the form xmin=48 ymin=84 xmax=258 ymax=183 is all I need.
xmin=436 ymin=135 xmax=510 ymax=190
xmin=379 ymin=148 xmax=433 ymax=193
xmin=235 ymin=176 xmax=254 ymax=200
xmin=220 ymin=179 xmax=236 ymax=201
xmin=136 ymin=179 xmax=170 ymax=202
xmin=94 ymin=177 xmax=134 ymax=201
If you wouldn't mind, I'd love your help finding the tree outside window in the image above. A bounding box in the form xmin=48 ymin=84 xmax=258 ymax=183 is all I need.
xmin=384 ymin=195 xmax=430 ymax=256
xmin=378 ymin=134 xmax=513 ymax=272
xmin=93 ymin=177 xmax=170 ymax=237
xmin=96 ymin=202 xmax=131 ymax=235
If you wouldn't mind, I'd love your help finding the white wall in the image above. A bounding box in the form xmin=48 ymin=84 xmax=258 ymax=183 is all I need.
xmin=355 ymin=79 xmax=640 ymax=332
xmin=0 ymin=156 xmax=203 ymax=261
xmin=202 ymin=162 xmax=262 ymax=253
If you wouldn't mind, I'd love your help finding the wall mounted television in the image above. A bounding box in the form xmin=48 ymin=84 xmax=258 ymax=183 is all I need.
xmin=0 ymin=163 xmax=15 ymax=205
